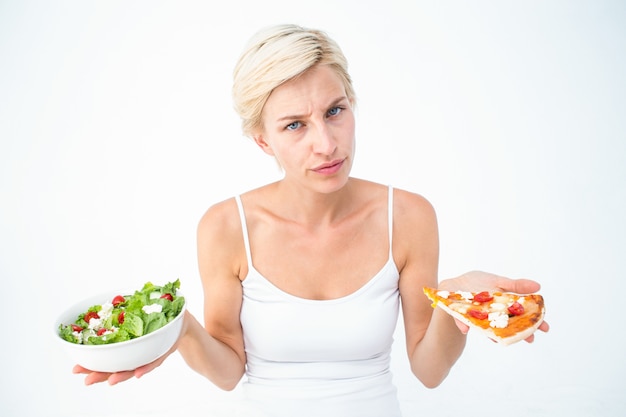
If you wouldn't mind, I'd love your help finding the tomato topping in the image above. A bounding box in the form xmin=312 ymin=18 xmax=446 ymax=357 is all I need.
xmin=160 ymin=293 xmax=173 ymax=301
xmin=118 ymin=311 xmax=125 ymax=324
xmin=97 ymin=328 xmax=108 ymax=336
xmin=508 ymin=302 xmax=525 ymax=316
xmin=84 ymin=311 xmax=100 ymax=323
xmin=112 ymin=295 xmax=126 ymax=306
xmin=468 ymin=309 xmax=488 ymax=320
xmin=71 ymin=324 xmax=83 ymax=332
xmin=473 ymin=291 xmax=494 ymax=303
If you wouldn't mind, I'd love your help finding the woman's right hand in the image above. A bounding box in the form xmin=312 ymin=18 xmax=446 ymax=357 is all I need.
xmin=73 ymin=310 xmax=191 ymax=385
xmin=73 ymin=341 xmax=178 ymax=385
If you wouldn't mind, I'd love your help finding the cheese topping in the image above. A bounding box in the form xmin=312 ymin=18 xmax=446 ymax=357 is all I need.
xmin=428 ymin=288 xmax=531 ymax=329
xmin=142 ymin=304 xmax=163 ymax=314
xmin=73 ymin=330 xmax=84 ymax=343
xmin=490 ymin=302 xmax=507 ymax=312
xmin=87 ymin=317 xmax=102 ymax=330
xmin=99 ymin=302 xmax=114 ymax=322
xmin=493 ymin=295 xmax=509 ymax=304
xmin=436 ymin=290 xmax=450 ymax=299
xmin=489 ymin=311 xmax=509 ymax=328
xmin=449 ymin=302 xmax=469 ymax=315
xmin=456 ymin=291 xmax=473 ymax=302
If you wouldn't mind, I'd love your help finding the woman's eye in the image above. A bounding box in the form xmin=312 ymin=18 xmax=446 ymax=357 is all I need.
xmin=327 ymin=106 xmax=342 ymax=117
xmin=286 ymin=121 xmax=301 ymax=131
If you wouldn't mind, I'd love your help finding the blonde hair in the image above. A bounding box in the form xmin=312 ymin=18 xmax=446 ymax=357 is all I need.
xmin=232 ymin=24 xmax=355 ymax=137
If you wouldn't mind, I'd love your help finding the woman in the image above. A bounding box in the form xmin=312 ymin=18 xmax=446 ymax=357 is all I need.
xmin=75 ymin=24 xmax=549 ymax=416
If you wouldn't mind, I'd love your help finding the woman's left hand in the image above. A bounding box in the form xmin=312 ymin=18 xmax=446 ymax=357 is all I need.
xmin=438 ymin=270 xmax=550 ymax=342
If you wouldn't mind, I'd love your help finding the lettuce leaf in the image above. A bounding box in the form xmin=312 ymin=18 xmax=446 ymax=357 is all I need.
xmin=58 ymin=279 xmax=185 ymax=345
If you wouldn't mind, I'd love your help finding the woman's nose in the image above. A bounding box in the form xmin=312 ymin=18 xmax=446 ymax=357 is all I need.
xmin=311 ymin=122 xmax=337 ymax=155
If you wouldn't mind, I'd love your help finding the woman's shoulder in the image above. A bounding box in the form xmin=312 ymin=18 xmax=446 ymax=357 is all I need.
xmin=199 ymin=195 xmax=238 ymax=222
xmin=351 ymin=179 xmax=435 ymax=213
xmin=371 ymin=183 xmax=437 ymax=238
xmin=392 ymin=187 xmax=436 ymax=216
xmin=387 ymin=186 xmax=438 ymax=273
xmin=197 ymin=195 xmax=245 ymax=249
xmin=197 ymin=183 xmax=276 ymax=234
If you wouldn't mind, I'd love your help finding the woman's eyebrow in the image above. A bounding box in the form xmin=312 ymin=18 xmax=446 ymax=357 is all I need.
xmin=276 ymin=96 xmax=348 ymax=123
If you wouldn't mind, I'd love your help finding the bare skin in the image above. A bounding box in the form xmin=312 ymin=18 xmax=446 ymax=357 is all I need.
xmin=73 ymin=64 xmax=548 ymax=388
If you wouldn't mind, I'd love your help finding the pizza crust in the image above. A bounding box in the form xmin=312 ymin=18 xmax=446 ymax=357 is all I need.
xmin=434 ymin=299 xmax=545 ymax=346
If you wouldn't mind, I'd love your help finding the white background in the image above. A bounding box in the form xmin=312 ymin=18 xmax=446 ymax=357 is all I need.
xmin=1 ymin=1 xmax=625 ymax=416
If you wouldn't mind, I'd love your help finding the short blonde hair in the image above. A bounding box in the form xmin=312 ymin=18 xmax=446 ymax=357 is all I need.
xmin=232 ymin=24 xmax=355 ymax=137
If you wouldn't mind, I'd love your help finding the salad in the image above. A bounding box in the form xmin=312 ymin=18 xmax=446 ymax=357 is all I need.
xmin=58 ymin=279 xmax=185 ymax=345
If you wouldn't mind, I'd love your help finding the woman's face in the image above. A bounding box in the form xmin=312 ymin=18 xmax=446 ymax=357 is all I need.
xmin=254 ymin=64 xmax=356 ymax=194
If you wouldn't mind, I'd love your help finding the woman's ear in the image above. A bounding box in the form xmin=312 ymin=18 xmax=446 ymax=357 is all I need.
xmin=253 ymin=134 xmax=275 ymax=156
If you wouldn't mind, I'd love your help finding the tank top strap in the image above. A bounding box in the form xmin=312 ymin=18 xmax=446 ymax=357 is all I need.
xmin=387 ymin=185 xmax=394 ymax=258
xmin=234 ymin=195 xmax=253 ymax=267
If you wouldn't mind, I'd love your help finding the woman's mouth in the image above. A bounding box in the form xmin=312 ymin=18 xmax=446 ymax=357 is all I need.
xmin=312 ymin=159 xmax=345 ymax=175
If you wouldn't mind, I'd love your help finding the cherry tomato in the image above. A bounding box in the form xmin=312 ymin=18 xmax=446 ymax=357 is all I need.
xmin=97 ymin=328 xmax=108 ymax=336
xmin=508 ymin=302 xmax=525 ymax=316
xmin=473 ymin=291 xmax=494 ymax=303
xmin=160 ymin=293 xmax=173 ymax=301
xmin=468 ymin=309 xmax=488 ymax=320
xmin=112 ymin=295 xmax=125 ymax=306
xmin=84 ymin=311 xmax=100 ymax=323
xmin=118 ymin=311 xmax=125 ymax=324
xmin=71 ymin=324 xmax=83 ymax=332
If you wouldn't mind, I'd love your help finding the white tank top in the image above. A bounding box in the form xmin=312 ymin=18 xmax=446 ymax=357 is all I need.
xmin=235 ymin=186 xmax=402 ymax=417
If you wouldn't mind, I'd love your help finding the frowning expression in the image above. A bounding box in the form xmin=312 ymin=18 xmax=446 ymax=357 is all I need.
xmin=253 ymin=64 xmax=356 ymax=192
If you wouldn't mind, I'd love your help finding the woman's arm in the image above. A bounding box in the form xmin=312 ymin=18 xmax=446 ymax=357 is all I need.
xmin=394 ymin=189 xmax=465 ymax=388
xmin=74 ymin=199 xmax=247 ymax=388
xmin=396 ymin=191 xmax=549 ymax=388
xmin=179 ymin=198 xmax=247 ymax=390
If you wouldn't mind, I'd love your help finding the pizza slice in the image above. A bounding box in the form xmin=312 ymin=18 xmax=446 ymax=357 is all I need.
xmin=423 ymin=287 xmax=545 ymax=346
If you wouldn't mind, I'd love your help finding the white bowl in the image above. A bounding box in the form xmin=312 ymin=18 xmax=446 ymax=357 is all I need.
xmin=54 ymin=289 xmax=186 ymax=373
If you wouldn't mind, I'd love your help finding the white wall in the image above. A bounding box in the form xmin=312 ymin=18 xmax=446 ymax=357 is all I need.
xmin=1 ymin=1 xmax=625 ymax=416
